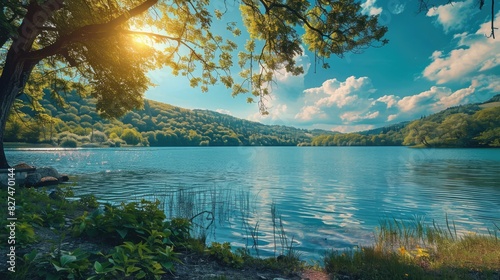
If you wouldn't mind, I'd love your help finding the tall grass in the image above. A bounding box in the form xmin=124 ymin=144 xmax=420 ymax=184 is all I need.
xmin=141 ymin=186 xmax=300 ymax=263
xmin=326 ymin=216 xmax=500 ymax=279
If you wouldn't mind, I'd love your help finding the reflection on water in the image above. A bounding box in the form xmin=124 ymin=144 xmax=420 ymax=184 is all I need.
xmin=6 ymin=147 xmax=500 ymax=260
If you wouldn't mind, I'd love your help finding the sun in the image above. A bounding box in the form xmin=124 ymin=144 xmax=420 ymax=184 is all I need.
xmin=131 ymin=34 xmax=153 ymax=47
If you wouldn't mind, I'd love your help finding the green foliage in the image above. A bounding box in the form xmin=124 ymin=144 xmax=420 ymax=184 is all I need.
xmin=61 ymin=137 xmax=78 ymax=148
xmin=207 ymin=242 xmax=244 ymax=268
xmin=7 ymin=91 xmax=335 ymax=146
xmin=121 ymin=128 xmax=143 ymax=145
xmin=90 ymin=130 xmax=107 ymax=144
xmin=43 ymin=249 xmax=92 ymax=280
xmin=78 ymin=194 xmax=100 ymax=209
xmin=90 ymin=241 xmax=177 ymax=280
xmin=72 ymin=199 xmax=176 ymax=245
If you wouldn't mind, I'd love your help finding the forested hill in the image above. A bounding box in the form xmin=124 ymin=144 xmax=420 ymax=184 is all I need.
xmin=310 ymin=94 xmax=500 ymax=147
xmin=5 ymin=91 xmax=334 ymax=147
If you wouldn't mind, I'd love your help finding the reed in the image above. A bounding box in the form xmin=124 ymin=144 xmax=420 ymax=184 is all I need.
xmin=327 ymin=216 xmax=500 ymax=279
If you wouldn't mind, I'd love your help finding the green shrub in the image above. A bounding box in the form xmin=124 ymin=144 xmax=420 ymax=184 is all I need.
xmin=78 ymin=194 xmax=99 ymax=209
xmin=207 ymin=242 xmax=244 ymax=268
xmin=90 ymin=241 xmax=178 ymax=280
xmin=72 ymin=199 xmax=172 ymax=245
xmin=60 ymin=137 xmax=78 ymax=148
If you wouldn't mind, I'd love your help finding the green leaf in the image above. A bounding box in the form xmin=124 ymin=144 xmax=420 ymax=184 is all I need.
xmin=160 ymin=261 xmax=174 ymax=270
xmin=136 ymin=271 xmax=147 ymax=279
xmin=126 ymin=266 xmax=141 ymax=274
xmin=116 ymin=228 xmax=128 ymax=239
xmin=60 ymin=254 xmax=77 ymax=267
xmin=94 ymin=261 xmax=103 ymax=273
xmin=52 ymin=263 xmax=70 ymax=272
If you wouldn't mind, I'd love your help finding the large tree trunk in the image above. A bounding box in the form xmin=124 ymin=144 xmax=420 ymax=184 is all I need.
xmin=0 ymin=1 xmax=58 ymax=168
xmin=0 ymin=60 xmax=34 ymax=168
xmin=0 ymin=77 xmax=21 ymax=169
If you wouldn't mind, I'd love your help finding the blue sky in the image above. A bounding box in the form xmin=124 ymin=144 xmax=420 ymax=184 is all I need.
xmin=145 ymin=0 xmax=500 ymax=132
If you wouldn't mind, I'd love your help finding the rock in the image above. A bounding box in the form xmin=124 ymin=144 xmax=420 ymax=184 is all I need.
xmin=25 ymin=173 xmax=42 ymax=187
xmin=36 ymin=167 xmax=60 ymax=179
xmin=36 ymin=176 xmax=60 ymax=187
xmin=13 ymin=163 xmax=35 ymax=170
xmin=59 ymin=174 xmax=70 ymax=182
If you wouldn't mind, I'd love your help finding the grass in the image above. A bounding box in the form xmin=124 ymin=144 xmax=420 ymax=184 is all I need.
xmin=325 ymin=217 xmax=500 ymax=279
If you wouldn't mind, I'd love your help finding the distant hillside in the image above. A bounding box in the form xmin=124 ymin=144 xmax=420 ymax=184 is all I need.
xmin=5 ymin=90 xmax=334 ymax=147
xmin=311 ymin=94 xmax=500 ymax=147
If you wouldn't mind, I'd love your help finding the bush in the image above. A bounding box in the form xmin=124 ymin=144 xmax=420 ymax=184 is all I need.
xmin=60 ymin=138 xmax=78 ymax=148
xmin=90 ymin=130 xmax=107 ymax=144
xmin=71 ymin=199 xmax=172 ymax=245
xmin=121 ymin=128 xmax=142 ymax=145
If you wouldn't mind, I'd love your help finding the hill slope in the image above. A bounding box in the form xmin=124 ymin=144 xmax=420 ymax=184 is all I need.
xmin=5 ymin=91 xmax=334 ymax=147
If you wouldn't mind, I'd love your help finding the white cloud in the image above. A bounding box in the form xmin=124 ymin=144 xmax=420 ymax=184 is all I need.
xmin=248 ymin=100 xmax=288 ymax=123
xmin=296 ymin=76 xmax=385 ymax=126
xmin=426 ymin=0 xmax=477 ymax=33
xmin=295 ymin=105 xmax=322 ymax=121
xmin=387 ymin=114 xmax=398 ymax=122
xmin=473 ymin=74 xmax=500 ymax=92
xmin=330 ymin=125 xmax=376 ymax=133
xmin=423 ymin=11 xmax=500 ymax=84
xmin=294 ymin=75 xmax=485 ymax=131
xmin=303 ymin=76 xmax=374 ymax=108
xmin=376 ymin=95 xmax=399 ymax=108
xmin=389 ymin=2 xmax=405 ymax=15
xmin=396 ymin=85 xmax=475 ymax=114
xmin=340 ymin=111 xmax=379 ymax=122
xmin=216 ymin=109 xmax=232 ymax=115
xmin=361 ymin=0 xmax=382 ymax=16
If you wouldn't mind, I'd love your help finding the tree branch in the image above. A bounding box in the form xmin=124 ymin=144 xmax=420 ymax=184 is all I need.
xmin=24 ymin=0 xmax=158 ymax=62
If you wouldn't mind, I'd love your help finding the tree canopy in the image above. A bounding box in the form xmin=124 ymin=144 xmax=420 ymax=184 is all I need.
xmin=0 ymin=0 xmax=388 ymax=168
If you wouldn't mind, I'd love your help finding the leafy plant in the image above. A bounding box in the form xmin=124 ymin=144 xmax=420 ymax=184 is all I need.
xmin=207 ymin=242 xmax=244 ymax=268
xmin=90 ymin=241 xmax=178 ymax=280
xmin=72 ymin=199 xmax=169 ymax=245
xmin=78 ymin=194 xmax=99 ymax=209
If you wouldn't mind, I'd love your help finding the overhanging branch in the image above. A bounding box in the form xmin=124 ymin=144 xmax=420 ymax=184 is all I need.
xmin=24 ymin=0 xmax=159 ymax=62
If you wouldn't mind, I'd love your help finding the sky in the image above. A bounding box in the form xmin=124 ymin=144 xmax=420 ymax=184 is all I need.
xmin=145 ymin=0 xmax=500 ymax=133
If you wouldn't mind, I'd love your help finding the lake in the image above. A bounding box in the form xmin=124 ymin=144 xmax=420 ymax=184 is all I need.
xmin=6 ymin=146 xmax=500 ymax=260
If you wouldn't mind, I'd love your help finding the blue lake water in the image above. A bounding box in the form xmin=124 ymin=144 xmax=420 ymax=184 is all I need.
xmin=6 ymin=146 xmax=500 ymax=260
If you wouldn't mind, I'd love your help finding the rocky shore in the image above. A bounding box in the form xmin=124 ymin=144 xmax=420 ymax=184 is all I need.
xmin=0 ymin=163 xmax=69 ymax=187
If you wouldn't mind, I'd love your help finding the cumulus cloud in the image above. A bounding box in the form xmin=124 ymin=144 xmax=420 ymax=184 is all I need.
xmin=303 ymin=76 xmax=375 ymax=109
xmin=361 ymin=0 xmax=383 ymax=16
xmin=423 ymin=11 xmax=500 ymax=84
xmin=295 ymin=105 xmax=323 ymax=121
xmin=296 ymin=76 xmax=383 ymax=125
xmin=293 ymin=76 xmax=485 ymax=131
xmin=426 ymin=0 xmax=477 ymax=33
xmin=397 ymin=85 xmax=475 ymax=114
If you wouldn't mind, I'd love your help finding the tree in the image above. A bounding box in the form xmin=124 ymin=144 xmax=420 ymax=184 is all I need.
xmin=0 ymin=0 xmax=388 ymax=168
xmin=121 ymin=128 xmax=142 ymax=145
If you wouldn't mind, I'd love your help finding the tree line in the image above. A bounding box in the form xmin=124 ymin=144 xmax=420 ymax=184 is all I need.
xmin=4 ymin=90 xmax=333 ymax=147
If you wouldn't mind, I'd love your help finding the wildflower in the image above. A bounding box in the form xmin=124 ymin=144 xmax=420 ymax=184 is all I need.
xmin=399 ymin=246 xmax=407 ymax=255
xmin=413 ymin=245 xmax=430 ymax=258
